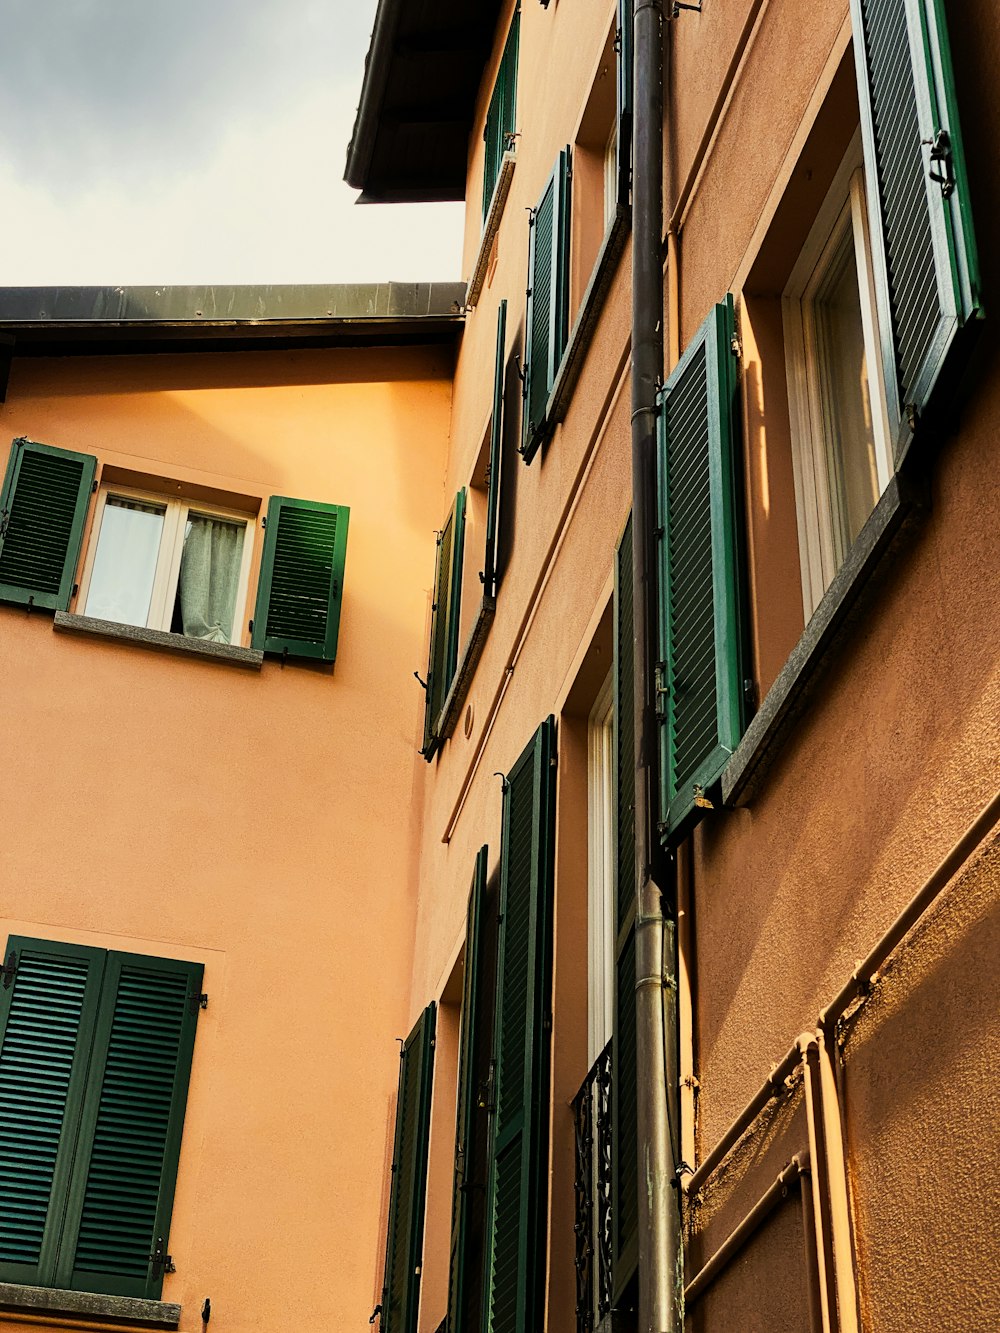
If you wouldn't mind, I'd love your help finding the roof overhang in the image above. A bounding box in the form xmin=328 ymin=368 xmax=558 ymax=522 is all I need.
xmin=0 ymin=283 xmax=466 ymax=362
xmin=345 ymin=0 xmax=504 ymax=203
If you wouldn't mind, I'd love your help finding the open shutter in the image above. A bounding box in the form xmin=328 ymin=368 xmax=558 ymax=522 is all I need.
xmin=851 ymin=0 xmax=981 ymax=461
xmin=656 ymin=299 xmax=746 ymax=845
xmin=251 ymin=495 xmax=349 ymax=663
xmin=381 ymin=1005 xmax=437 ymax=1333
xmin=521 ymin=151 xmax=571 ymax=464
xmin=56 ymin=952 xmax=204 ymax=1299
xmin=0 ymin=938 xmax=106 ymax=1287
xmin=482 ymin=10 xmax=520 ymax=221
xmin=447 ymin=848 xmax=491 ymax=1333
xmin=616 ymin=0 xmax=633 ymax=208
xmin=611 ymin=519 xmax=638 ymax=1300
xmin=422 ymin=491 xmax=467 ymax=757
xmin=483 ymin=302 xmax=508 ymax=601
xmin=0 ymin=437 xmax=96 ymax=611
xmin=482 ymin=718 xmax=557 ymax=1333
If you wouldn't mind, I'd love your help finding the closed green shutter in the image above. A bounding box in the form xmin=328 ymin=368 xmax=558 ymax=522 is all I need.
xmin=0 ymin=437 xmax=96 ymax=611
xmin=521 ymin=152 xmax=572 ymax=464
xmin=656 ymin=299 xmax=746 ymax=844
xmin=422 ymin=491 xmax=467 ymax=758
xmin=482 ymin=10 xmax=520 ymax=221
xmin=447 ymin=847 xmax=491 ymax=1333
xmin=851 ymin=0 xmax=981 ymax=460
xmin=616 ymin=0 xmax=633 ymax=208
xmin=381 ymin=1005 xmax=437 ymax=1333
xmin=482 ymin=718 xmax=557 ymax=1333
xmin=251 ymin=495 xmax=349 ymax=662
xmin=611 ymin=518 xmax=638 ymax=1300
xmin=0 ymin=939 xmax=203 ymax=1300
xmin=0 ymin=939 xmax=106 ymax=1287
xmin=483 ymin=302 xmax=508 ymax=601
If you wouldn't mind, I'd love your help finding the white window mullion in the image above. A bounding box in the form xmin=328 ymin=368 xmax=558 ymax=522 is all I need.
xmin=147 ymin=500 xmax=184 ymax=631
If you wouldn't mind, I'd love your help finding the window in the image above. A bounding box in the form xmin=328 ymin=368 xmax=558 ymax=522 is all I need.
xmin=482 ymin=8 xmax=520 ymax=222
xmin=79 ymin=485 xmax=255 ymax=646
xmin=0 ymin=936 xmax=203 ymax=1301
xmin=783 ymin=140 xmax=893 ymax=617
xmin=587 ymin=673 xmax=615 ymax=1066
xmin=421 ymin=491 xmax=466 ymax=757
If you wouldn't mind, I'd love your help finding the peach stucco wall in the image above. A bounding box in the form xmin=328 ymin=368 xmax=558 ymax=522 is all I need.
xmin=0 ymin=344 xmax=453 ymax=1333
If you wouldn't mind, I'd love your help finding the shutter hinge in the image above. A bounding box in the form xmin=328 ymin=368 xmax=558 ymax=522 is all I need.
xmin=730 ymin=332 xmax=742 ymax=358
xmin=91 ymin=479 xmax=98 ymax=493
xmin=248 ymin=618 xmax=254 ymax=634
xmin=331 ymin=579 xmax=340 ymax=598
xmin=692 ymin=783 xmax=714 ymax=810
xmin=150 ymin=1237 xmax=175 ymax=1279
xmin=905 ymin=403 xmax=919 ymax=431
xmin=188 ymin=990 xmax=208 ymax=1016
xmin=654 ymin=663 xmax=669 ymax=721
xmin=261 ymin=516 xmax=266 ymax=528
xmin=1 ymin=950 xmax=17 ymax=989
xmin=923 ymin=129 xmax=955 ymax=198
xmin=743 ymin=677 xmax=757 ymax=710
xmin=478 ymin=1061 xmax=496 ymax=1113
xmin=614 ymin=27 xmax=622 ymax=53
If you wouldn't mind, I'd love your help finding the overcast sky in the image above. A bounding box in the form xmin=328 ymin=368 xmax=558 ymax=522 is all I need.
xmin=0 ymin=0 xmax=465 ymax=286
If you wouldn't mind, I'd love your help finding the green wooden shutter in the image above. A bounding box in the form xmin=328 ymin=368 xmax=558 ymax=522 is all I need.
xmin=0 ymin=437 xmax=96 ymax=611
xmin=447 ymin=848 xmax=490 ymax=1333
xmin=422 ymin=490 xmax=467 ymax=758
xmin=521 ymin=151 xmax=572 ymax=464
xmin=656 ymin=299 xmax=746 ymax=844
xmin=251 ymin=495 xmax=350 ymax=663
xmin=851 ymin=0 xmax=981 ymax=460
xmin=483 ymin=302 xmax=508 ymax=601
xmin=616 ymin=0 xmax=633 ymax=208
xmin=611 ymin=518 xmax=638 ymax=1300
xmin=482 ymin=718 xmax=557 ymax=1333
xmin=0 ymin=938 xmax=106 ymax=1287
xmin=56 ymin=951 xmax=204 ymax=1299
xmin=482 ymin=10 xmax=520 ymax=221
xmin=381 ymin=1005 xmax=437 ymax=1333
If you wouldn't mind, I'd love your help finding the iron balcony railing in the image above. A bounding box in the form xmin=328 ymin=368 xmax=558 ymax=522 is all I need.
xmin=571 ymin=1039 xmax=614 ymax=1332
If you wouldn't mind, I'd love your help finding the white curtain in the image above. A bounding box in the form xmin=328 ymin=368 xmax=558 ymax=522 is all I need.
xmin=178 ymin=517 xmax=243 ymax=643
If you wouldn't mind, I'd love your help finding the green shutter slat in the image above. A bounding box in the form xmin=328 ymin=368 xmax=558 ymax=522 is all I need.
xmin=611 ymin=519 xmax=638 ymax=1297
xmin=381 ymin=1005 xmax=436 ymax=1333
xmin=0 ymin=938 xmax=106 ymax=1287
xmin=616 ymin=0 xmax=633 ymax=208
xmin=656 ymin=300 xmax=746 ymax=845
xmin=447 ymin=848 xmax=492 ymax=1333
xmin=851 ymin=0 xmax=981 ymax=458
xmin=422 ymin=491 xmax=467 ymax=758
xmin=0 ymin=438 xmax=96 ymax=610
xmin=251 ymin=495 xmax=349 ymax=662
xmin=482 ymin=10 xmax=520 ymax=221
xmin=483 ymin=302 xmax=508 ymax=601
xmin=521 ymin=152 xmax=571 ymax=465
xmin=57 ymin=952 xmax=203 ymax=1299
xmin=482 ymin=718 xmax=556 ymax=1333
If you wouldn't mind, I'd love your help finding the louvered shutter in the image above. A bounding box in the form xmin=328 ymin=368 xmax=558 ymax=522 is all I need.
xmin=482 ymin=718 xmax=556 ymax=1333
xmin=483 ymin=302 xmax=508 ymax=601
xmin=447 ymin=848 xmax=491 ymax=1333
xmin=851 ymin=0 xmax=981 ymax=461
xmin=56 ymin=952 xmax=203 ymax=1299
xmin=616 ymin=0 xmax=633 ymax=208
xmin=380 ymin=1005 xmax=437 ymax=1333
xmin=251 ymin=495 xmax=350 ymax=662
xmin=611 ymin=519 xmax=638 ymax=1299
xmin=656 ymin=300 xmax=746 ymax=844
xmin=422 ymin=491 xmax=467 ymax=758
xmin=0 ymin=437 xmax=96 ymax=611
xmin=482 ymin=11 xmax=520 ymax=221
xmin=521 ymin=152 xmax=572 ymax=464
xmin=0 ymin=938 xmax=106 ymax=1286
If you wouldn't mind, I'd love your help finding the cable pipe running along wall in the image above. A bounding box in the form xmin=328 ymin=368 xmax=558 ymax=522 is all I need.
xmin=629 ymin=0 xmax=678 ymax=1331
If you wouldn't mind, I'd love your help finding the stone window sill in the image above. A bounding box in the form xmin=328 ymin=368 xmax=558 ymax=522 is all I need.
xmin=54 ymin=612 xmax=264 ymax=669
xmin=0 ymin=1283 xmax=180 ymax=1328
xmin=722 ymin=469 xmax=924 ymax=806
xmin=466 ymin=152 xmax=517 ymax=310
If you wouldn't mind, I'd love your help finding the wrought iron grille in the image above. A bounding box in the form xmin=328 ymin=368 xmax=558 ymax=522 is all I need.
xmin=572 ymin=1039 xmax=614 ymax=1332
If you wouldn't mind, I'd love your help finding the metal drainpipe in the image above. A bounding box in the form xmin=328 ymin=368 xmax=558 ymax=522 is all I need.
xmin=630 ymin=1 xmax=679 ymax=1330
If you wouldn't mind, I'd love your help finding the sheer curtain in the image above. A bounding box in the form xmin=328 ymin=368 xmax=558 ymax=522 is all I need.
xmin=177 ymin=517 xmax=244 ymax=643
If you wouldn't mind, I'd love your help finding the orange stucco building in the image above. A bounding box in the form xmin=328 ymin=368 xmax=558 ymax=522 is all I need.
xmin=2 ymin=1 xmax=999 ymax=1332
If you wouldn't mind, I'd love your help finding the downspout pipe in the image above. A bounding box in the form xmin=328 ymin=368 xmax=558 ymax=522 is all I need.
xmin=630 ymin=2 xmax=679 ymax=1331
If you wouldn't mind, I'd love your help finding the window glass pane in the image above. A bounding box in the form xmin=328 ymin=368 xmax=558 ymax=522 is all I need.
xmin=84 ymin=498 xmax=164 ymax=627
xmin=813 ymin=230 xmax=881 ymax=551
xmin=173 ymin=514 xmax=245 ymax=644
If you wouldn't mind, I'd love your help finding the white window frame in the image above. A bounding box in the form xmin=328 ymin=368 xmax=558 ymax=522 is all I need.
xmin=603 ymin=122 xmax=618 ymax=232
xmin=782 ymin=130 xmax=894 ymax=620
xmin=587 ymin=672 xmax=615 ymax=1066
xmin=78 ymin=483 xmax=257 ymax=645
